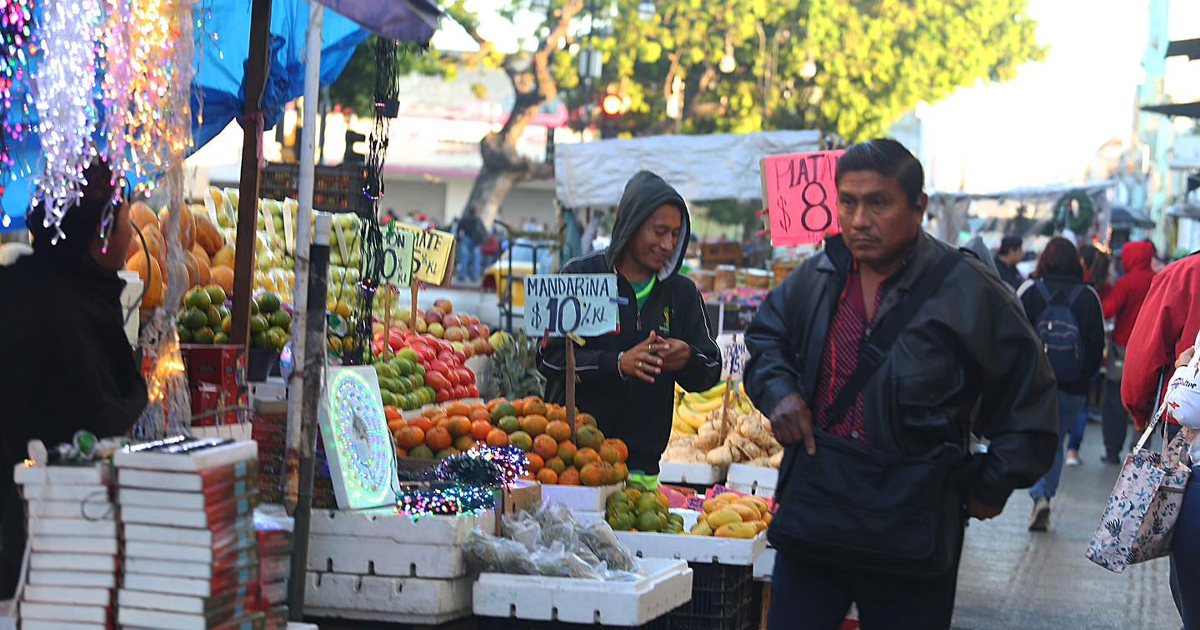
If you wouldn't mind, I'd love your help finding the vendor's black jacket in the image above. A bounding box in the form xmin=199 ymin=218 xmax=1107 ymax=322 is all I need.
xmin=744 ymin=232 xmax=1058 ymax=509
xmin=1015 ymin=275 xmax=1105 ymax=396
xmin=0 ymin=250 xmax=147 ymax=498
xmin=538 ymin=172 xmax=721 ymax=474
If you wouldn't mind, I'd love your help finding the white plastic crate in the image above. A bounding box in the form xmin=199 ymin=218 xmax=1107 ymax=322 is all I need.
xmin=726 ymin=464 xmax=778 ymax=494
xmin=473 ymin=558 xmax=692 ymax=626
xmin=304 ymin=571 xmax=473 ymax=623
xmin=753 ymin=546 xmax=776 ymax=581
xmin=657 ymin=461 xmax=727 ymax=485
xmin=613 ymin=531 xmax=767 ymax=566
xmin=540 ymin=483 xmax=624 ymax=512
xmin=308 ymin=508 xmax=494 ymax=543
xmin=307 ymin=534 xmax=471 ymax=579
xmin=727 ymin=481 xmax=775 ymax=498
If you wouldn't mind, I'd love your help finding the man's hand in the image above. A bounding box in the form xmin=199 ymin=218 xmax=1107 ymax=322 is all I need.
xmin=619 ymin=334 xmax=663 ymax=383
xmin=770 ymin=394 xmax=816 ymax=455
xmin=658 ymin=337 xmax=692 ymax=372
xmin=967 ymin=495 xmax=1002 ymax=521
xmin=1177 ymin=347 xmax=1195 ymax=369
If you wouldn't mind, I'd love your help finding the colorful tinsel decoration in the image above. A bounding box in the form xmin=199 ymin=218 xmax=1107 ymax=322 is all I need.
xmin=100 ymin=0 xmax=196 ymax=193
xmin=32 ymin=0 xmax=102 ymax=243
xmin=393 ymin=484 xmax=498 ymax=519
xmin=392 ymin=446 xmax=528 ymax=519
xmin=0 ymin=0 xmax=36 ymax=227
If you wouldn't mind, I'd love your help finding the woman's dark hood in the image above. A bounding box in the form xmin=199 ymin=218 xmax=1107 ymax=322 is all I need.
xmin=603 ymin=171 xmax=690 ymax=281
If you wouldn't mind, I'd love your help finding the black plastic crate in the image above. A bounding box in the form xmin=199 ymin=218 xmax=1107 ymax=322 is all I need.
xmin=477 ymin=617 xmax=671 ymax=630
xmin=259 ymin=163 xmax=370 ymax=215
xmin=663 ymin=602 xmax=756 ymax=630
xmin=662 ymin=562 xmax=755 ymax=630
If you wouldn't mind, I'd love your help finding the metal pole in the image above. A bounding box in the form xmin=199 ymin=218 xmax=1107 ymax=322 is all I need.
xmin=288 ymin=212 xmax=331 ymax=622
xmin=284 ymin=0 xmax=323 ymax=514
xmin=230 ymin=0 xmax=274 ymax=346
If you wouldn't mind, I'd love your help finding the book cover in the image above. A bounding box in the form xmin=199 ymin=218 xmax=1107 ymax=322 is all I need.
xmin=18 ymin=620 xmax=109 ymax=630
xmin=124 ymin=530 xmax=256 ymax=564
xmin=23 ymin=584 xmax=112 ymax=606
xmin=20 ymin=483 xmax=109 ymax=502
xmin=117 ymin=460 xmax=257 ymax=492
xmin=14 ymin=463 xmax=110 ymax=486
xmin=30 ymin=552 xmax=116 ymax=573
xmin=121 ymin=566 xmax=259 ymax=598
xmin=28 ymin=569 xmax=117 ymax=589
xmin=28 ymin=518 xmax=117 ymax=538
xmin=258 ymin=555 xmax=289 ymax=584
xmin=124 ymin=550 xmax=257 ymax=581
xmin=19 ymin=601 xmax=109 ymax=623
xmin=259 ymin=580 xmax=287 ymax=607
xmin=117 ymin=603 xmax=259 ymax=630
xmin=30 ymin=535 xmax=119 ymax=555
xmin=117 ymin=588 xmax=256 ymax=616
xmin=26 ymin=499 xmax=115 ymax=520
xmin=117 ymin=478 xmax=256 ymax=510
xmin=122 ymin=517 xmax=254 ymax=548
xmin=115 ymin=439 xmax=257 ymax=472
xmin=119 ymin=494 xmax=258 ymax=529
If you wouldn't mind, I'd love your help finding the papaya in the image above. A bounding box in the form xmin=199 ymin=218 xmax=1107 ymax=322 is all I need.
xmin=714 ymin=522 xmax=758 ymax=539
xmin=727 ymin=503 xmax=760 ymax=523
xmin=702 ymin=498 xmax=725 ymax=514
xmin=706 ymin=508 xmax=743 ymax=529
xmin=690 ymin=521 xmax=713 ymax=536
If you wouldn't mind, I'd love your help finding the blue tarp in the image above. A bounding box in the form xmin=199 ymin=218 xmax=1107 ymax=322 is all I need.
xmin=1 ymin=0 xmax=376 ymax=231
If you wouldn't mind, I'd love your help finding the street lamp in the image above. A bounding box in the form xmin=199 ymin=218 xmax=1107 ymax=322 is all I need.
xmin=719 ymin=34 xmax=736 ymax=74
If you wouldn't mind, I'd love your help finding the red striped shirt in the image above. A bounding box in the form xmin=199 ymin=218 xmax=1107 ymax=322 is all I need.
xmin=813 ymin=270 xmax=885 ymax=443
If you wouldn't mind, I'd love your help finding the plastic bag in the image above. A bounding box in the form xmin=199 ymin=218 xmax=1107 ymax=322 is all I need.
xmin=502 ymin=511 xmax=543 ymax=552
xmin=464 ymin=529 xmax=539 ymax=575
xmin=530 ymin=542 xmax=604 ymax=580
xmin=534 ymin=502 xmax=581 ymax=551
xmin=579 ymin=519 xmax=638 ymax=573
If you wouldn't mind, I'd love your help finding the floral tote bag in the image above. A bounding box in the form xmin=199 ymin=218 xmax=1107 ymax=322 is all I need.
xmin=1086 ymin=403 xmax=1192 ymax=573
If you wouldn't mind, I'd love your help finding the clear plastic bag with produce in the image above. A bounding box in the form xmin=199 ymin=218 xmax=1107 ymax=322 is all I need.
xmin=579 ymin=519 xmax=639 ymax=573
xmin=464 ymin=529 xmax=539 ymax=575
xmin=534 ymin=502 xmax=582 ymax=551
xmin=501 ymin=511 xmax=543 ymax=552
xmin=530 ymin=541 xmax=604 ymax=580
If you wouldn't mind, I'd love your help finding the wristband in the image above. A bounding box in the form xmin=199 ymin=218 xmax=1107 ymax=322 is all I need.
xmin=616 ymin=351 xmax=628 ymax=380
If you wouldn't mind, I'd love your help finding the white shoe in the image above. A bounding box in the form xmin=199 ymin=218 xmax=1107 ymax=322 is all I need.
xmin=1066 ymin=450 xmax=1081 ymax=466
xmin=1029 ymin=497 xmax=1050 ymax=532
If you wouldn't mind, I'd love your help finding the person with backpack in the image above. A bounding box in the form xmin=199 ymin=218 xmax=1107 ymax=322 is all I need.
xmin=1016 ymin=236 xmax=1106 ymax=532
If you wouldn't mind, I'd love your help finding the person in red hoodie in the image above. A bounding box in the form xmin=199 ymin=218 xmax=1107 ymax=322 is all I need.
xmin=1121 ymin=250 xmax=1197 ymax=628
xmin=1098 ymin=240 xmax=1157 ymax=463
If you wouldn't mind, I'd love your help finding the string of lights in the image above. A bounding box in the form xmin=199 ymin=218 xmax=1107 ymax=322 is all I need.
xmin=0 ymin=0 xmax=35 ymax=228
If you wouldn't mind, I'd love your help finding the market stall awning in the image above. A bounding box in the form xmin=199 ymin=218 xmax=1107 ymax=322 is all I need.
xmin=553 ymin=131 xmax=822 ymax=208
xmin=313 ymin=0 xmax=440 ymax=42
xmin=1141 ymin=101 xmax=1200 ymax=119
xmin=1111 ymin=205 xmax=1156 ymax=229
xmin=1166 ymin=38 xmax=1200 ymax=61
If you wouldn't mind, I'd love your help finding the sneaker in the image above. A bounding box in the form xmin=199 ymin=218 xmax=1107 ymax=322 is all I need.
xmin=1029 ymin=497 xmax=1051 ymax=532
xmin=1100 ymin=454 xmax=1121 ymax=465
xmin=1066 ymin=450 xmax=1082 ymax=466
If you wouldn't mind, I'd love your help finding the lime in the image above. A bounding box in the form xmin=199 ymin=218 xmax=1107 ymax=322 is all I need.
xmin=194 ymin=327 xmax=216 ymax=344
xmin=183 ymin=307 xmax=208 ymax=331
xmin=270 ymin=310 xmax=292 ymax=330
xmin=250 ymin=314 xmax=269 ymax=335
xmin=205 ymin=285 xmax=227 ymax=307
xmin=206 ymin=306 xmax=222 ymax=329
xmin=257 ymin=292 xmax=281 ymax=314
xmin=177 ymin=326 xmax=193 ymax=343
xmin=185 ymin=288 xmax=211 ymax=310
xmin=213 ymin=332 xmax=230 ymax=344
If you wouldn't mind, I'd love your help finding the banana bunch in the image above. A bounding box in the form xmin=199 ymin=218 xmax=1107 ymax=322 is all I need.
xmin=671 ymin=381 xmax=758 ymax=436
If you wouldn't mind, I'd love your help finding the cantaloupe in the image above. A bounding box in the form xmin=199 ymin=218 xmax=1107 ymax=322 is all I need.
xmin=210 ymin=265 xmax=234 ymax=295
xmin=212 ymin=245 xmax=236 ymax=269
xmin=195 ymin=214 xmax=223 ymax=256
xmin=130 ymin=202 xmax=158 ymax=231
xmin=191 ymin=244 xmax=210 ymax=267
xmin=127 ymin=251 xmax=164 ymax=309
xmin=159 ymin=205 xmax=196 ymax=251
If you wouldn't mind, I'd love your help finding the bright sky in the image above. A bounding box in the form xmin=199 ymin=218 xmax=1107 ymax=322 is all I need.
xmin=433 ymin=0 xmax=1199 ymax=194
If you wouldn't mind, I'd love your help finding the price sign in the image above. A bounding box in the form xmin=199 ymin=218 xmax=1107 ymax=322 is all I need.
xmin=381 ymin=225 xmax=415 ymax=289
xmin=760 ymin=149 xmax=845 ymax=247
xmin=524 ymin=274 xmax=619 ymax=337
xmin=717 ymin=333 xmax=748 ymax=381
xmin=394 ymin=224 xmax=456 ymax=286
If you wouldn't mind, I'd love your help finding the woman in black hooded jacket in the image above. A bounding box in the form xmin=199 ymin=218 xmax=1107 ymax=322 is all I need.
xmin=0 ymin=159 xmax=147 ymax=594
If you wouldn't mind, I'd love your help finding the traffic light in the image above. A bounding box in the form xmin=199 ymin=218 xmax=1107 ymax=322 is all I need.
xmin=599 ymin=91 xmax=627 ymax=139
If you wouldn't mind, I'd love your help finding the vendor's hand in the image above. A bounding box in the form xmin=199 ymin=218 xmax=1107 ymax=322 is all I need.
xmin=967 ymin=495 xmax=1003 ymax=521
xmin=658 ymin=337 xmax=692 ymax=372
xmin=770 ymin=394 xmax=815 ymax=455
xmin=619 ymin=335 xmax=663 ymax=383
xmin=1177 ymin=347 xmax=1195 ymax=369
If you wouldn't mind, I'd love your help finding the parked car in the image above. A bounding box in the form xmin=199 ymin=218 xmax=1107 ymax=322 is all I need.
xmin=482 ymin=240 xmax=558 ymax=307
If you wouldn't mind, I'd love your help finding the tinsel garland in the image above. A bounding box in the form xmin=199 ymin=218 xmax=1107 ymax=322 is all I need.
xmin=32 ymin=0 xmax=102 ymax=243
xmin=392 ymin=446 xmax=529 ymax=518
xmin=0 ymin=0 xmax=35 ymax=227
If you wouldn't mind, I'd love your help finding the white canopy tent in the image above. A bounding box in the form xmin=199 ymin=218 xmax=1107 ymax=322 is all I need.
xmin=553 ymin=130 xmax=824 ymax=208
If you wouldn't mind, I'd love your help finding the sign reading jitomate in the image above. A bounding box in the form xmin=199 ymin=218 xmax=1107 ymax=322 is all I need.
xmin=760 ymin=149 xmax=845 ymax=247
xmin=380 ymin=224 xmax=415 ymax=289
xmin=524 ymin=274 xmax=620 ymax=337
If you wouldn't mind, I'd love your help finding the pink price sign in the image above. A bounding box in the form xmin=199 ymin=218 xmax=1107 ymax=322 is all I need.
xmin=760 ymin=149 xmax=845 ymax=246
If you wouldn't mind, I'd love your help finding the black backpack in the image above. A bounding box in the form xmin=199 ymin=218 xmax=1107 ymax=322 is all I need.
xmin=1033 ymin=281 xmax=1086 ymax=382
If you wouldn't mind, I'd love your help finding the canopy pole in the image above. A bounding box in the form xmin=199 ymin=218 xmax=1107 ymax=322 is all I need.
xmin=230 ymin=0 xmax=274 ymax=347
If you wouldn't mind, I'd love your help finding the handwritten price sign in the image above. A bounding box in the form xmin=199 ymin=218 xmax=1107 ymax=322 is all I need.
xmin=380 ymin=225 xmax=415 ymax=289
xmin=717 ymin=333 xmax=748 ymax=381
xmin=760 ymin=149 xmax=845 ymax=247
xmin=524 ymin=274 xmax=619 ymax=338
xmin=394 ymin=224 xmax=457 ymax=286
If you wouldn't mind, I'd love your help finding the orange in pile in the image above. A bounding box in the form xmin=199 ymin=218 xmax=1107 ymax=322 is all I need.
xmin=386 ymin=396 xmax=629 ymax=486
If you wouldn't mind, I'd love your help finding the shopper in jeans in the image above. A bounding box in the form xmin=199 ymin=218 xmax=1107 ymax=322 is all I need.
xmin=455 ymin=207 xmax=487 ymax=283
xmin=1100 ymin=241 xmax=1157 ymax=463
xmin=1015 ymin=237 xmax=1105 ymax=531
xmin=1064 ymin=246 xmax=1111 ymax=466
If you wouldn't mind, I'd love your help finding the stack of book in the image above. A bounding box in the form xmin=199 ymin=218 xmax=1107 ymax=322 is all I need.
xmin=255 ymin=514 xmax=293 ymax=630
xmin=14 ymin=462 xmax=117 ymax=630
xmin=114 ymin=437 xmax=265 ymax=630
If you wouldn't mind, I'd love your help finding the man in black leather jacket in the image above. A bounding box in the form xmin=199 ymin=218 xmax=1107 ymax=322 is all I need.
xmin=745 ymin=139 xmax=1057 ymax=630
